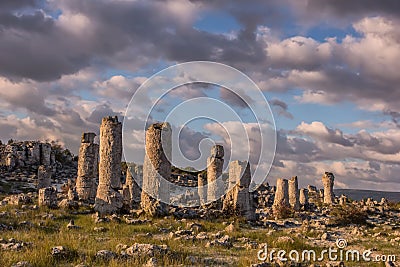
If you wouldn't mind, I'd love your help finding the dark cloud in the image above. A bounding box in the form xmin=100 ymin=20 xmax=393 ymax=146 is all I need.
xmin=306 ymin=0 xmax=400 ymax=17
xmin=270 ymin=99 xmax=293 ymax=119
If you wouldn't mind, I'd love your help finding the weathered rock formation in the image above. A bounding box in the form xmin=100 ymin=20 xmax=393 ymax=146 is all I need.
xmin=322 ymin=172 xmax=335 ymax=204
xmin=299 ymin=188 xmax=309 ymax=207
xmin=222 ymin=160 xmax=255 ymax=220
xmin=141 ymin=122 xmax=171 ymax=217
xmin=38 ymin=187 xmax=58 ymax=208
xmin=272 ymin=178 xmax=290 ymax=218
xmin=0 ymin=141 xmax=56 ymax=168
xmin=288 ymin=176 xmax=300 ymax=211
xmin=37 ymin=165 xmax=52 ymax=189
xmin=197 ymin=172 xmax=207 ymax=205
xmin=207 ymin=145 xmax=224 ymax=204
xmin=75 ymin=133 xmax=99 ymax=203
xmin=123 ymin=164 xmax=142 ymax=209
xmin=94 ymin=117 xmax=124 ymax=214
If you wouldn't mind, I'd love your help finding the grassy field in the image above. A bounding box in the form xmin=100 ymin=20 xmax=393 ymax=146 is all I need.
xmin=0 ymin=202 xmax=398 ymax=267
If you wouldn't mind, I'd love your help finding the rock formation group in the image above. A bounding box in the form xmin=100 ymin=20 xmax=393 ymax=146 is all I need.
xmin=1 ymin=116 xmax=345 ymax=222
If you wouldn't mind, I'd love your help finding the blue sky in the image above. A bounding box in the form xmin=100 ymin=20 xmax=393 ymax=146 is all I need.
xmin=0 ymin=0 xmax=400 ymax=191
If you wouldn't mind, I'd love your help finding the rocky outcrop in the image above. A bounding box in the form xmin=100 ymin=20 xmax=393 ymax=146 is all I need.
xmin=38 ymin=187 xmax=58 ymax=208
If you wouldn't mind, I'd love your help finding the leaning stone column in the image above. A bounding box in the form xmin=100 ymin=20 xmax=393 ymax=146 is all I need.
xmin=76 ymin=133 xmax=99 ymax=203
xmin=198 ymin=172 xmax=207 ymax=206
xmin=288 ymin=176 xmax=300 ymax=211
xmin=207 ymin=145 xmax=224 ymax=204
xmin=94 ymin=116 xmax=124 ymax=214
xmin=141 ymin=122 xmax=171 ymax=217
xmin=37 ymin=165 xmax=52 ymax=189
xmin=223 ymin=160 xmax=255 ymax=220
xmin=322 ymin=172 xmax=335 ymax=204
xmin=272 ymin=178 xmax=290 ymax=218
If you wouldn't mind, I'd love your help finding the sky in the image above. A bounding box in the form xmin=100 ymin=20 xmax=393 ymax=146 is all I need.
xmin=1 ymin=0 xmax=400 ymax=191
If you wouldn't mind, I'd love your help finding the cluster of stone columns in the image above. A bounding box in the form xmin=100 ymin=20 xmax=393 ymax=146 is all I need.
xmin=222 ymin=160 xmax=255 ymax=220
xmin=76 ymin=133 xmax=99 ymax=203
xmin=94 ymin=116 xmax=124 ymax=214
xmin=140 ymin=122 xmax=171 ymax=217
xmin=272 ymin=172 xmax=335 ymax=217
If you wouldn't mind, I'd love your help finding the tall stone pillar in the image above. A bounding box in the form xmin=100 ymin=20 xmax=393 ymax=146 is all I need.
xmin=94 ymin=116 xmax=123 ymax=214
xmin=141 ymin=122 xmax=171 ymax=217
xmin=272 ymin=178 xmax=290 ymax=218
xmin=222 ymin=160 xmax=255 ymax=220
xmin=288 ymin=176 xmax=300 ymax=211
xmin=76 ymin=133 xmax=99 ymax=203
xmin=37 ymin=165 xmax=52 ymax=189
xmin=198 ymin=172 xmax=207 ymax=206
xmin=322 ymin=172 xmax=335 ymax=204
xmin=207 ymin=145 xmax=224 ymax=204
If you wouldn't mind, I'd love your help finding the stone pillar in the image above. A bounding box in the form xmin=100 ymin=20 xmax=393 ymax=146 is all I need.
xmin=123 ymin=164 xmax=142 ymax=209
xmin=40 ymin=143 xmax=52 ymax=166
xmin=222 ymin=160 xmax=255 ymax=220
xmin=38 ymin=187 xmax=58 ymax=208
xmin=94 ymin=116 xmax=124 ymax=214
xmin=37 ymin=165 xmax=52 ymax=189
xmin=272 ymin=178 xmax=290 ymax=218
xmin=76 ymin=133 xmax=99 ymax=203
xmin=141 ymin=122 xmax=171 ymax=217
xmin=288 ymin=176 xmax=300 ymax=211
xmin=5 ymin=153 xmax=16 ymax=170
xmin=197 ymin=172 xmax=207 ymax=206
xmin=339 ymin=195 xmax=348 ymax=206
xmin=207 ymin=145 xmax=224 ymax=204
xmin=299 ymin=188 xmax=309 ymax=207
xmin=322 ymin=172 xmax=335 ymax=204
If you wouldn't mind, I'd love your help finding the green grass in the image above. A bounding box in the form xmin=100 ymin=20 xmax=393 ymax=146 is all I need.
xmin=0 ymin=202 xmax=399 ymax=267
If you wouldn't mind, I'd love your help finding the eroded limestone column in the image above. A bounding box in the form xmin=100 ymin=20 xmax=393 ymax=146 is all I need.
xmin=141 ymin=122 xmax=171 ymax=217
xmin=38 ymin=187 xmax=58 ymax=208
xmin=272 ymin=178 xmax=289 ymax=217
xmin=198 ymin=172 xmax=207 ymax=206
xmin=322 ymin=172 xmax=335 ymax=204
xmin=94 ymin=116 xmax=123 ymax=214
xmin=38 ymin=165 xmax=52 ymax=189
xmin=288 ymin=176 xmax=300 ymax=211
xmin=123 ymin=164 xmax=142 ymax=209
xmin=222 ymin=160 xmax=255 ymax=220
xmin=299 ymin=188 xmax=309 ymax=207
xmin=76 ymin=133 xmax=99 ymax=203
xmin=207 ymin=145 xmax=224 ymax=204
